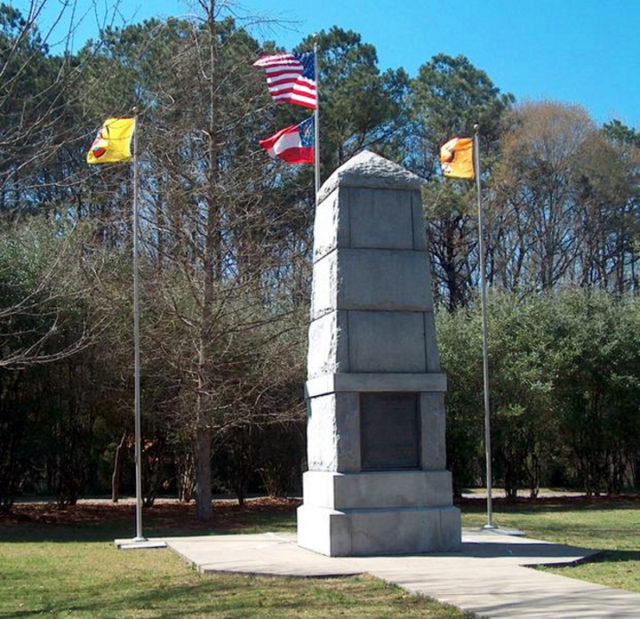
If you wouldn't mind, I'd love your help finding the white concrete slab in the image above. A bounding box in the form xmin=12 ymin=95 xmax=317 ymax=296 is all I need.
xmin=164 ymin=529 xmax=640 ymax=618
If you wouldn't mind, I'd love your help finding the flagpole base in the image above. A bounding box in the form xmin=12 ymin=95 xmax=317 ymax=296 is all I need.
xmin=479 ymin=526 xmax=524 ymax=536
xmin=115 ymin=538 xmax=167 ymax=550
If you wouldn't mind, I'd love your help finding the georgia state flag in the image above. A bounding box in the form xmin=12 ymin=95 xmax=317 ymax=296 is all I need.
xmin=259 ymin=117 xmax=314 ymax=164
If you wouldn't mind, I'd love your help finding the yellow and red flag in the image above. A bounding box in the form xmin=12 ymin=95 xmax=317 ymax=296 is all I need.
xmin=87 ymin=117 xmax=135 ymax=164
xmin=440 ymin=137 xmax=474 ymax=179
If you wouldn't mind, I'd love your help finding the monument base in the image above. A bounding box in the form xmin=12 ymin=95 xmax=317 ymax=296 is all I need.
xmin=297 ymin=504 xmax=461 ymax=556
xmin=297 ymin=471 xmax=461 ymax=556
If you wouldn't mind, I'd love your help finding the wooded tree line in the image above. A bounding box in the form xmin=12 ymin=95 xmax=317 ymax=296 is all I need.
xmin=441 ymin=290 xmax=640 ymax=498
xmin=1 ymin=1 xmax=639 ymax=515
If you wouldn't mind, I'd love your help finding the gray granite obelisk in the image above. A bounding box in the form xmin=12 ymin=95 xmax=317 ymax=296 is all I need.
xmin=297 ymin=151 xmax=461 ymax=556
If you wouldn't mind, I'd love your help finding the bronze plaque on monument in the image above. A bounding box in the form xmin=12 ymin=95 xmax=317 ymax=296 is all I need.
xmin=360 ymin=393 xmax=419 ymax=470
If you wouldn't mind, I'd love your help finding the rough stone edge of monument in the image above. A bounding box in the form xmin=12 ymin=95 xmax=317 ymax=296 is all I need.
xmin=317 ymin=150 xmax=423 ymax=203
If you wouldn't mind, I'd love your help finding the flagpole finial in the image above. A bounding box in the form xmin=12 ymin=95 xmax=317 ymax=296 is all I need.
xmin=132 ymin=106 xmax=138 ymax=115
xmin=473 ymin=123 xmax=479 ymax=132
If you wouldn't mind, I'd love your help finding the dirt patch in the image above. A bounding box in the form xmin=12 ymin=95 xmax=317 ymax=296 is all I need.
xmin=0 ymin=497 xmax=301 ymax=529
xmin=455 ymin=494 xmax=640 ymax=509
xmin=2 ymin=494 xmax=638 ymax=528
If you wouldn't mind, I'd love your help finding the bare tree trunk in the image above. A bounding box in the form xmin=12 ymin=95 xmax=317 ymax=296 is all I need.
xmin=195 ymin=347 xmax=214 ymax=520
xmin=193 ymin=0 xmax=218 ymax=522
xmin=111 ymin=432 xmax=126 ymax=503
xmin=177 ymin=450 xmax=196 ymax=502
xmin=194 ymin=428 xmax=212 ymax=517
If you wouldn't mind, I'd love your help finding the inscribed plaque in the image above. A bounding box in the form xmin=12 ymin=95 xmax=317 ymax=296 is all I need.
xmin=360 ymin=393 xmax=419 ymax=470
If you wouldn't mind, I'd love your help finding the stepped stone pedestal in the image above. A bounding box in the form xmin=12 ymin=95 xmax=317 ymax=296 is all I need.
xmin=297 ymin=151 xmax=461 ymax=557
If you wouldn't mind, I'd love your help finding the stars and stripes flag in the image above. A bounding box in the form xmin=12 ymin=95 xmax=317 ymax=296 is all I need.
xmin=259 ymin=117 xmax=314 ymax=164
xmin=253 ymin=52 xmax=317 ymax=109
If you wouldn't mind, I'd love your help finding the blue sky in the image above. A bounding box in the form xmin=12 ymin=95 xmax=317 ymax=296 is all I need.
xmin=19 ymin=0 xmax=640 ymax=128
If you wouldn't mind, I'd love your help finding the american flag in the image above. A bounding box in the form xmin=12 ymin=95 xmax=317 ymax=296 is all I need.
xmin=253 ymin=52 xmax=317 ymax=109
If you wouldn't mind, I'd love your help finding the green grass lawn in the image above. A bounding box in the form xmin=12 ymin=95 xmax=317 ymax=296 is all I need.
xmin=0 ymin=501 xmax=465 ymax=618
xmin=0 ymin=497 xmax=638 ymax=617
xmin=0 ymin=538 xmax=464 ymax=617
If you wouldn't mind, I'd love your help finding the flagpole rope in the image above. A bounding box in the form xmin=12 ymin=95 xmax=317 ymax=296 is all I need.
xmin=313 ymin=34 xmax=320 ymax=204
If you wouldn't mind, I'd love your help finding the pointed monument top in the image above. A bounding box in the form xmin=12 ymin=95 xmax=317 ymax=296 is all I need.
xmin=318 ymin=150 xmax=423 ymax=202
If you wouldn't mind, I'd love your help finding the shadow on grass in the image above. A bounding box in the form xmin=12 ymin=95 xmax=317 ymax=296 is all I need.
xmin=2 ymin=572 xmax=460 ymax=618
xmin=0 ymin=522 xmax=132 ymax=543
xmin=1 ymin=567 xmax=398 ymax=618
xmin=0 ymin=502 xmax=298 ymax=544
xmin=576 ymin=549 xmax=640 ymax=565
xmin=0 ymin=578 xmax=259 ymax=618
xmin=456 ymin=496 xmax=640 ymax=514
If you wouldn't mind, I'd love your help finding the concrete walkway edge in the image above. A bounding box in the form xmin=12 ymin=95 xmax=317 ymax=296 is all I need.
xmin=163 ymin=529 xmax=640 ymax=618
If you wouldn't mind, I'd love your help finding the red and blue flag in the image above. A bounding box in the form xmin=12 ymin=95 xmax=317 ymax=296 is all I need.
xmin=259 ymin=117 xmax=314 ymax=164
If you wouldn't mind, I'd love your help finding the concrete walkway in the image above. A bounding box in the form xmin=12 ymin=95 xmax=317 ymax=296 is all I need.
xmin=163 ymin=530 xmax=640 ymax=618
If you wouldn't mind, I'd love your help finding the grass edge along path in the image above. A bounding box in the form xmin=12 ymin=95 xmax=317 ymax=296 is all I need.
xmin=1 ymin=496 xmax=639 ymax=616
xmin=0 ymin=541 xmax=467 ymax=618
xmin=0 ymin=499 xmax=467 ymax=618
xmin=461 ymin=497 xmax=640 ymax=593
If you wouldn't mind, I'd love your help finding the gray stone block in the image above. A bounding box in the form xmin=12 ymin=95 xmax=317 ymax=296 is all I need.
xmin=310 ymin=249 xmax=337 ymax=319
xmin=438 ymin=506 xmax=463 ymax=550
xmin=424 ymin=312 xmax=441 ymax=372
xmin=300 ymin=151 xmax=459 ymax=556
xmin=305 ymin=394 xmax=338 ymax=472
xmin=348 ymin=188 xmax=415 ymax=250
xmin=348 ymin=507 xmax=461 ymax=555
xmin=317 ymin=150 xmax=423 ymax=204
xmin=411 ymin=194 xmax=427 ymax=251
xmin=306 ymin=373 xmax=447 ymax=398
xmin=307 ymin=311 xmax=349 ymax=378
xmin=348 ymin=311 xmax=426 ymax=373
xmin=420 ymin=393 xmax=447 ymax=470
xmin=306 ymin=393 xmax=361 ymax=473
xmin=312 ymin=190 xmax=342 ymax=261
xmin=297 ymin=503 xmax=461 ymax=556
xmin=297 ymin=505 xmax=350 ymax=556
xmin=338 ymin=249 xmax=432 ymax=312
xmin=311 ymin=249 xmax=433 ymax=319
xmin=302 ymin=470 xmax=454 ymax=510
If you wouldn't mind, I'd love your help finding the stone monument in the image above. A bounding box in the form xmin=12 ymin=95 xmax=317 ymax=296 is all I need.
xmin=297 ymin=150 xmax=461 ymax=556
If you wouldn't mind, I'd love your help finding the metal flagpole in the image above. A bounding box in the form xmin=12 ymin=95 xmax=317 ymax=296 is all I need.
xmin=313 ymin=35 xmax=320 ymax=201
xmin=474 ymin=124 xmax=495 ymax=530
xmin=116 ymin=109 xmax=166 ymax=550
xmin=131 ymin=109 xmax=144 ymax=543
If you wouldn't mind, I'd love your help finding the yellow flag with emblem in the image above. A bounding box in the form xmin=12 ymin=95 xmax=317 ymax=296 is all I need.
xmin=87 ymin=118 xmax=135 ymax=164
xmin=440 ymin=137 xmax=474 ymax=179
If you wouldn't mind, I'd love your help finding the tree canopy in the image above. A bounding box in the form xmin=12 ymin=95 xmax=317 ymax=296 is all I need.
xmin=1 ymin=1 xmax=639 ymax=513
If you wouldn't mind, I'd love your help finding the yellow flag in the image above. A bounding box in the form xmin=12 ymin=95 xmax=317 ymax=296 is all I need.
xmin=440 ymin=137 xmax=474 ymax=179
xmin=87 ymin=117 xmax=135 ymax=164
